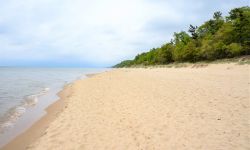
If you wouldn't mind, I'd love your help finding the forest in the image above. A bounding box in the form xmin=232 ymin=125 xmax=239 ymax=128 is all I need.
xmin=114 ymin=6 xmax=250 ymax=67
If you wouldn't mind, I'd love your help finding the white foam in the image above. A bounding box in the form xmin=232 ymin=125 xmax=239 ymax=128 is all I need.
xmin=0 ymin=106 xmax=26 ymax=132
xmin=44 ymin=87 xmax=50 ymax=92
xmin=15 ymin=106 xmax=26 ymax=115
xmin=1 ymin=122 xmax=14 ymax=130
xmin=25 ymin=95 xmax=38 ymax=106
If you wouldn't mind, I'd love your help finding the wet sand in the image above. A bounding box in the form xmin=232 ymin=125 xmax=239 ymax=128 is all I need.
xmin=2 ymin=63 xmax=250 ymax=150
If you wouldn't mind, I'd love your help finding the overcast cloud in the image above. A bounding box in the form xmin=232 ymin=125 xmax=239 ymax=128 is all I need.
xmin=0 ymin=0 xmax=248 ymax=67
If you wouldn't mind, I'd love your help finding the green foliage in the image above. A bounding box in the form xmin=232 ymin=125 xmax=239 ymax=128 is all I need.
xmin=114 ymin=6 xmax=250 ymax=68
xmin=113 ymin=60 xmax=133 ymax=68
xmin=227 ymin=6 xmax=250 ymax=50
xmin=156 ymin=43 xmax=174 ymax=64
xmin=213 ymin=11 xmax=223 ymax=20
xmin=173 ymin=31 xmax=191 ymax=45
xmin=227 ymin=43 xmax=243 ymax=56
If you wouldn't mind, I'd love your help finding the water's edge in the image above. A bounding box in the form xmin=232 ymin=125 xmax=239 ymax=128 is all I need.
xmin=0 ymin=70 xmax=107 ymax=149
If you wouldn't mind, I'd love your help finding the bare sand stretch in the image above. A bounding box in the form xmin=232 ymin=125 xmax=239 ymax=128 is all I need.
xmin=3 ymin=63 xmax=250 ymax=150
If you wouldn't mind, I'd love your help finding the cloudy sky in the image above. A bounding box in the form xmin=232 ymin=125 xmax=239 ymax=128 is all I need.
xmin=0 ymin=0 xmax=248 ymax=67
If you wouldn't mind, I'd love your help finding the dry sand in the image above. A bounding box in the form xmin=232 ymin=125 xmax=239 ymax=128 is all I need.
xmin=3 ymin=63 xmax=250 ymax=150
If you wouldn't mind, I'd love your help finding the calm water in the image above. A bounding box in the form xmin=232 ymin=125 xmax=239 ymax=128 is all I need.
xmin=0 ymin=67 xmax=107 ymax=147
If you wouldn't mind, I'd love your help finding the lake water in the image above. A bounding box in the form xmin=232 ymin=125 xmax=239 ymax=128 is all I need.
xmin=0 ymin=67 xmax=107 ymax=147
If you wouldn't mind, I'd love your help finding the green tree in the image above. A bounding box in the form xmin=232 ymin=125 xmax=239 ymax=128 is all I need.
xmin=173 ymin=31 xmax=191 ymax=45
xmin=188 ymin=25 xmax=198 ymax=39
xmin=197 ymin=11 xmax=224 ymax=37
xmin=213 ymin=11 xmax=223 ymax=20
xmin=227 ymin=6 xmax=250 ymax=54
xmin=227 ymin=43 xmax=243 ymax=57
xmin=155 ymin=43 xmax=174 ymax=64
xmin=114 ymin=7 xmax=250 ymax=68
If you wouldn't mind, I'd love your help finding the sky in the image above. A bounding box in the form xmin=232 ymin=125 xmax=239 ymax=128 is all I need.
xmin=0 ymin=0 xmax=249 ymax=67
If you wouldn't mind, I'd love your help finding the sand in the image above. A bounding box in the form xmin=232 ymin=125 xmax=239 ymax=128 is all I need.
xmin=3 ymin=63 xmax=250 ymax=150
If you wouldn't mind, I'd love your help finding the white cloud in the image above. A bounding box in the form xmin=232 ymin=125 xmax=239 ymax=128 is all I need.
xmin=0 ymin=0 xmax=248 ymax=67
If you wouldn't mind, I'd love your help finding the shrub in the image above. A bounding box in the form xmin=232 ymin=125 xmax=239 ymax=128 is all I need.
xmin=227 ymin=43 xmax=243 ymax=57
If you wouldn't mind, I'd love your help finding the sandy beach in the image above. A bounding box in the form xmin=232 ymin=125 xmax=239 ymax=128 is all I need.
xmin=3 ymin=63 xmax=250 ymax=150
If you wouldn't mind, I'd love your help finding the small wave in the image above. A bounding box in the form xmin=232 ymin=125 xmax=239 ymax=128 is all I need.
xmin=43 ymin=87 xmax=50 ymax=92
xmin=1 ymin=122 xmax=14 ymax=130
xmin=0 ymin=106 xmax=26 ymax=133
xmin=0 ymin=88 xmax=50 ymax=133
xmin=7 ymin=107 xmax=26 ymax=122
xmin=24 ymin=95 xmax=38 ymax=107
xmin=37 ymin=87 xmax=50 ymax=95
xmin=23 ymin=87 xmax=49 ymax=107
xmin=15 ymin=106 xmax=26 ymax=115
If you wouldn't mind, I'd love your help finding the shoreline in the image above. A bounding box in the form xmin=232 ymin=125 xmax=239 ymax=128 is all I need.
xmin=1 ymin=73 xmax=98 ymax=150
xmin=2 ymin=64 xmax=250 ymax=149
xmin=1 ymin=83 xmax=71 ymax=150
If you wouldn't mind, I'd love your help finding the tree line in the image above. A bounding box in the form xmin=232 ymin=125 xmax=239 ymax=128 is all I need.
xmin=114 ymin=6 xmax=250 ymax=67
